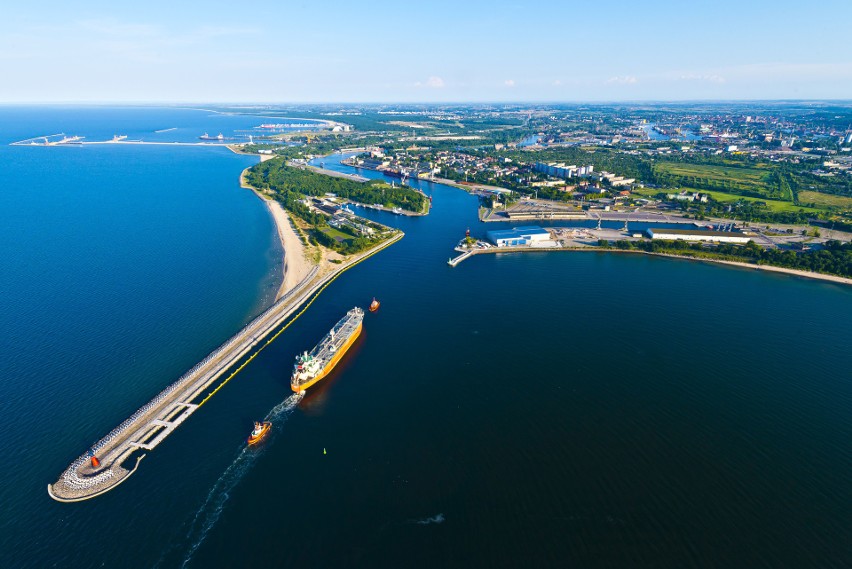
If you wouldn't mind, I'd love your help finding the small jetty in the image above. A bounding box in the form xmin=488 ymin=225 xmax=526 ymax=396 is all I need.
xmin=10 ymin=133 xmax=84 ymax=146
xmin=448 ymin=250 xmax=474 ymax=267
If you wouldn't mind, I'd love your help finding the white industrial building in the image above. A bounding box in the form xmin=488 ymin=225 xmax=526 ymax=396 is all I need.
xmin=646 ymin=228 xmax=752 ymax=244
xmin=486 ymin=226 xmax=552 ymax=247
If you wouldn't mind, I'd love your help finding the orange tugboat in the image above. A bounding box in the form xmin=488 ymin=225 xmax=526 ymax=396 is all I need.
xmin=369 ymin=297 xmax=380 ymax=312
xmin=247 ymin=421 xmax=271 ymax=445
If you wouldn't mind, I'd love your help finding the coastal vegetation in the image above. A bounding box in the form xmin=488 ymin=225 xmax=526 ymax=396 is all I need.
xmin=598 ymin=238 xmax=852 ymax=279
xmin=247 ymin=158 xmax=427 ymax=213
xmin=245 ymin=158 xmax=421 ymax=254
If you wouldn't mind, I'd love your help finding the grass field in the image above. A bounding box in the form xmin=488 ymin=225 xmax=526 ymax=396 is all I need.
xmin=798 ymin=190 xmax=852 ymax=209
xmin=318 ymin=226 xmax=354 ymax=242
xmin=655 ymin=162 xmax=768 ymax=184
xmin=704 ymin=191 xmax=818 ymax=213
xmin=652 ymin=161 xmax=805 ymax=204
xmin=633 ymin=187 xmax=821 ymax=213
xmin=691 ymin=188 xmax=821 ymax=213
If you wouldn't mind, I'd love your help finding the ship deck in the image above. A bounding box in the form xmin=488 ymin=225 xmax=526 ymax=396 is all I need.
xmin=309 ymin=311 xmax=363 ymax=362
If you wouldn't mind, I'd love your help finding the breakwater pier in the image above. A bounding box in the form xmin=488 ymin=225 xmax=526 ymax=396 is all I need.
xmin=49 ymin=232 xmax=402 ymax=502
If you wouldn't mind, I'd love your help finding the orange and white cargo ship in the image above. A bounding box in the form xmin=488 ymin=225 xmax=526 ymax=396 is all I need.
xmin=291 ymin=307 xmax=364 ymax=392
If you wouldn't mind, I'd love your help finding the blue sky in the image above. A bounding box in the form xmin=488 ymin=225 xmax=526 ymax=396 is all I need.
xmin=2 ymin=0 xmax=851 ymax=103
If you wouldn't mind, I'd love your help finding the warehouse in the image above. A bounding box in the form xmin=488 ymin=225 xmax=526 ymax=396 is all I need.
xmin=486 ymin=226 xmax=551 ymax=247
xmin=646 ymin=228 xmax=752 ymax=244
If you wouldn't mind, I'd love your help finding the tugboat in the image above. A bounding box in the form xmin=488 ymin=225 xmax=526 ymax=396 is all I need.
xmin=369 ymin=298 xmax=380 ymax=312
xmin=247 ymin=421 xmax=271 ymax=445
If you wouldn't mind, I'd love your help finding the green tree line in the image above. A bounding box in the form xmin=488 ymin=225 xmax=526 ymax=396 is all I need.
xmin=247 ymin=158 xmax=427 ymax=214
xmin=600 ymin=239 xmax=852 ymax=278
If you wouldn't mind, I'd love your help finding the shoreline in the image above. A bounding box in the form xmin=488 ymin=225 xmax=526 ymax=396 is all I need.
xmin=49 ymin=159 xmax=406 ymax=502
xmin=240 ymin=159 xmax=311 ymax=300
xmin=450 ymin=245 xmax=852 ymax=286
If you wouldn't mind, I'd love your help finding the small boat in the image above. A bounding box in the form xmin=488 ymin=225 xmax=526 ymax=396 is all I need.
xmin=247 ymin=421 xmax=271 ymax=445
xmin=369 ymin=298 xmax=380 ymax=312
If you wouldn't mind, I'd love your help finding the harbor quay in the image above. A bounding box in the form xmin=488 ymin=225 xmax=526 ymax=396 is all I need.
xmin=447 ymin=225 xmax=688 ymax=266
xmin=49 ymin=232 xmax=403 ymax=502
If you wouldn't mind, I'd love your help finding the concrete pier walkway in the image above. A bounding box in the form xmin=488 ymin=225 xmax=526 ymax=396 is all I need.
xmin=49 ymin=232 xmax=403 ymax=502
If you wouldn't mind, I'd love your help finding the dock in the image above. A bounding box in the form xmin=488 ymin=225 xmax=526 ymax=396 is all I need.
xmin=448 ymin=245 xmax=572 ymax=267
xmin=49 ymin=232 xmax=403 ymax=502
xmin=448 ymin=250 xmax=475 ymax=267
xmin=10 ymin=133 xmax=84 ymax=146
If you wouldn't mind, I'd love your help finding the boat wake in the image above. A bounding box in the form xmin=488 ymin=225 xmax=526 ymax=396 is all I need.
xmin=158 ymin=392 xmax=303 ymax=569
xmin=412 ymin=513 xmax=445 ymax=525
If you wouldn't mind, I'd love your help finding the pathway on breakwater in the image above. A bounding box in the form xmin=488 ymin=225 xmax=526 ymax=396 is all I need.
xmin=49 ymin=232 xmax=403 ymax=502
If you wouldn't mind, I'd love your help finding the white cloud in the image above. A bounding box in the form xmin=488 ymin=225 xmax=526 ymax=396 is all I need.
xmin=504 ymin=79 xmax=516 ymax=87
xmin=606 ymin=75 xmax=638 ymax=85
xmin=415 ymin=76 xmax=445 ymax=88
xmin=552 ymin=79 xmax=562 ymax=86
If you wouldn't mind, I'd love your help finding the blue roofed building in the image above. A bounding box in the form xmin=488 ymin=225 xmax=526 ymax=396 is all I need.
xmin=486 ymin=226 xmax=551 ymax=247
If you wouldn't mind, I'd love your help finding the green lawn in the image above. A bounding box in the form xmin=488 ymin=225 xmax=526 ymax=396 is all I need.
xmin=655 ymin=162 xmax=768 ymax=184
xmin=633 ymin=186 xmax=821 ymax=214
xmin=318 ymin=226 xmax=354 ymax=242
xmin=798 ymin=190 xmax=852 ymax=209
xmin=691 ymin=188 xmax=821 ymax=213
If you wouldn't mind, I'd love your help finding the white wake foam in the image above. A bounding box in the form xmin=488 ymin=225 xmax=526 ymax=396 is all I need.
xmin=413 ymin=513 xmax=445 ymax=525
xmin=175 ymin=392 xmax=303 ymax=568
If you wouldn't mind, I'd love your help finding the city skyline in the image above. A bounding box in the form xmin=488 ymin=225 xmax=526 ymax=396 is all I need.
xmin=2 ymin=0 xmax=852 ymax=103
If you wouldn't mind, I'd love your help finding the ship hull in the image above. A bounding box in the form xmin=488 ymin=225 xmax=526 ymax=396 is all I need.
xmin=291 ymin=321 xmax=362 ymax=392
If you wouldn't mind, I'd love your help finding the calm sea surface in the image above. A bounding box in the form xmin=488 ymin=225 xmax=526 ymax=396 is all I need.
xmin=1 ymin=109 xmax=851 ymax=569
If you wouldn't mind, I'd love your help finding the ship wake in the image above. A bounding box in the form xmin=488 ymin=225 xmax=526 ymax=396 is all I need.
xmin=412 ymin=513 xmax=445 ymax=525
xmin=159 ymin=392 xmax=303 ymax=569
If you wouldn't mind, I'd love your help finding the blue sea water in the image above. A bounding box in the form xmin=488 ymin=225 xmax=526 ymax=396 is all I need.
xmin=0 ymin=106 xmax=282 ymax=564
xmin=1 ymin=109 xmax=851 ymax=569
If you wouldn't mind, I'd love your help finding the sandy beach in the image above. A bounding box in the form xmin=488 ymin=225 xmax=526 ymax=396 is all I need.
xmin=240 ymin=164 xmax=312 ymax=299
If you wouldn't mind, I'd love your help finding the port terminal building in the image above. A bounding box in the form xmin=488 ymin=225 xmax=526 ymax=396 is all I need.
xmin=646 ymin=228 xmax=752 ymax=244
xmin=487 ymin=226 xmax=551 ymax=247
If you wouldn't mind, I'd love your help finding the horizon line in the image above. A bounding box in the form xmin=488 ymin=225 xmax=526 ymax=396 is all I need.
xmin=2 ymin=98 xmax=852 ymax=107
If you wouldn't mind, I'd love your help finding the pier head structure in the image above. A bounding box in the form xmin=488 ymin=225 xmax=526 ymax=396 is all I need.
xmin=50 ymin=232 xmax=402 ymax=502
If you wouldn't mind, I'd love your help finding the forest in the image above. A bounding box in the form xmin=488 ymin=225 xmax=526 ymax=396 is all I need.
xmin=601 ymin=239 xmax=852 ymax=278
xmin=246 ymin=158 xmax=427 ymax=214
